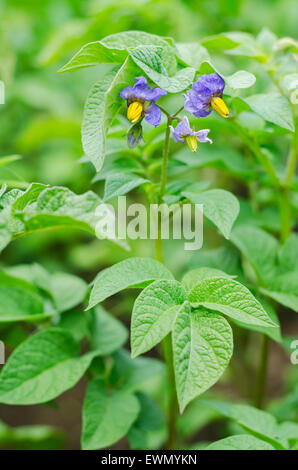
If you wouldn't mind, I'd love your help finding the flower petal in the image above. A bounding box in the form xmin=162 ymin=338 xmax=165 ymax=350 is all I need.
xmin=170 ymin=125 xmax=181 ymax=143
xmin=184 ymin=90 xmax=210 ymax=117
xmin=175 ymin=116 xmax=192 ymax=137
xmin=134 ymin=76 xmax=148 ymax=87
xmin=146 ymin=87 xmax=167 ymax=101
xmin=192 ymin=81 xmax=213 ymax=100
xmin=119 ymin=86 xmax=135 ymax=100
xmin=120 ymin=76 xmax=167 ymax=103
xmin=194 ymin=73 xmax=225 ymax=96
xmin=145 ymin=102 xmax=162 ymax=127
xmin=193 ymin=129 xmax=212 ymax=143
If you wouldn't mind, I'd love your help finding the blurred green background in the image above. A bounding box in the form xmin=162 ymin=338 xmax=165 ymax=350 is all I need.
xmin=0 ymin=0 xmax=297 ymax=449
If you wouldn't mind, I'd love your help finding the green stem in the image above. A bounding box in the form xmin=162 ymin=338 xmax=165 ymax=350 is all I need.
xmin=160 ymin=117 xmax=172 ymax=199
xmin=278 ymin=186 xmax=291 ymax=244
xmin=279 ymin=126 xmax=298 ymax=243
xmin=155 ymin=116 xmax=171 ymax=263
xmin=155 ymin=116 xmax=178 ymax=449
xmin=232 ymin=121 xmax=280 ymax=187
xmin=284 ymin=129 xmax=298 ymax=186
xmin=254 ymin=334 xmax=269 ymax=409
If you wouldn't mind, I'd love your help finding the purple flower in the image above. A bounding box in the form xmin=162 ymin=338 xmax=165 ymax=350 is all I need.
xmin=127 ymin=123 xmax=143 ymax=148
xmin=170 ymin=116 xmax=212 ymax=152
xmin=120 ymin=76 xmax=167 ymax=127
xmin=184 ymin=73 xmax=229 ymax=119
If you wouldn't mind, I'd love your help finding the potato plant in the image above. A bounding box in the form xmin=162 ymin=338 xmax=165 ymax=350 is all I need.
xmin=0 ymin=26 xmax=297 ymax=451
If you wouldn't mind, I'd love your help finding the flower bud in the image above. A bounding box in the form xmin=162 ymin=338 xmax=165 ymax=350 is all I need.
xmin=127 ymin=123 xmax=143 ymax=148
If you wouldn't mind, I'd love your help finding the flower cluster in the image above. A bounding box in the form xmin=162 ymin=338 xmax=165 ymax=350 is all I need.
xmin=120 ymin=72 xmax=229 ymax=152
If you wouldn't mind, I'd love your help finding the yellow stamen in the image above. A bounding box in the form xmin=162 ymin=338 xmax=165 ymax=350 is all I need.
xmin=185 ymin=135 xmax=198 ymax=152
xmin=211 ymin=96 xmax=229 ymax=118
xmin=127 ymin=102 xmax=143 ymax=123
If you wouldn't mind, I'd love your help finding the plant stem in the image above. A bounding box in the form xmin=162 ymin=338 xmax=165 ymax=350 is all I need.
xmin=173 ymin=105 xmax=184 ymax=118
xmin=155 ymin=116 xmax=171 ymax=263
xmin=232 ymin=121 xmax=280 ymax=187
xmin=284 ymin=127 xmax=298 ymax=186
xmin=155 ymin=115 xmax=178 ymax=449
xmin=279 ymin=126 xmax=298 ymax=243
xmin=254 ymin=334 xmax=269 ymax=409
xmin=278 ymin=186 xmax=291 ymax=244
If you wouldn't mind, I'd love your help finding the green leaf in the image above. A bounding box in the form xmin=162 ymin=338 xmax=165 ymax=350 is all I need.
xmin=200 ymin=31 xmax=262 ymax=59
xmin=200 ymin=33 xmax=241 ymax=50
xmin=89 ymin=306 xmax=128 ymax=355
xmin=56 ymin=310 xmax=89 ymax=342
xmin=4 ymin=264 xmax=87 ymax=313
xmin=195 ymin=61 xmax=255 ymax=92
xmin=101 ymin=30 xmax=171 ymax=50
xmin=129 ymin=46 xmax=195 ymax=93
xmin=0 ymin=270 xmax=52 ymax=323
xmin=0 ymin=155 xmax=22 ymax=167
xmin=225 ymin=70 xmax=256 ymax=89
xmin=88 ymin=257 xmax=174 ymax=309
xmin=14 ymin=186 xmax=126 ymax=248
xmin=231 ymin=297 xmax=282 ymax=343
xmin=131 ymin=280 xmax=186 ymax=357
xmin=257 ymin=28 xmax=277 ymax=55
xmin=261 ymin=272 xmax=298 ymax=312
xmin=201 ymin=400 xmax=288 ymax=449
xmin=173 ymin=145 xmax=254 ymax=181
xmin=178 ymin=400 xmax=219 ymax=439
xmin=279 ymin=234 xmax=298 ymax=273
xmin=82 ymin=57 xmax=138 ymax=172
xmin=92 ymin=153 xmax=143 ymax=183
xmin=12 ymin=183 xmax=48 ymax=212
xmin=189 ymin=245 xmax=242 ymax=278
xmin=173 ymin=305 xmax=233 ymax=412
xmin=104 ymin=172 xmax=148 ymax=201
xmin=243 ymin=93 xmax=295 ymax=132
xmin=224 ymin=32 xmax=263 ymax=58
xmin=206 ymin=434 xmax=275 ymax=450
xmin=110 ymin=349 xmax=165 ymax=392
xmin=59 ymin=41 xmax=127 ymax=72
xmin=0 ymin=329 xmax=97 ymax=405
xmin=0 ymin=185 xmax=6 ymax=198
xmin=279 ymin=421 xmax=298 ymax=442
xmin=275 ymin=37 xmax=298 ymax=53
xmin=47 ymin=272 xmax=88 ymax=312
xmin=231 ymin=225 xmax=278 ymax=284
xmin=183 ymin=189 xmax=239 ymax=239
xmin=20 ymin=187 xmax=98 ymax=233
xmin=128 ymin=392 xmax=166 ymax=450
xmin=82 ymin=379 xmax=140 ymax=450
xmin=188 ymin=277 xmax=277 ymax=328
xmin=100 ymin=31 xmax=176 ymax=74
xmin=175 ymin=42 xmax=210 ymax=69
xmin=82 ymin=68 xmax=122 ymax=172
xmin=182 ymin=267 xmax=234 ymax=293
